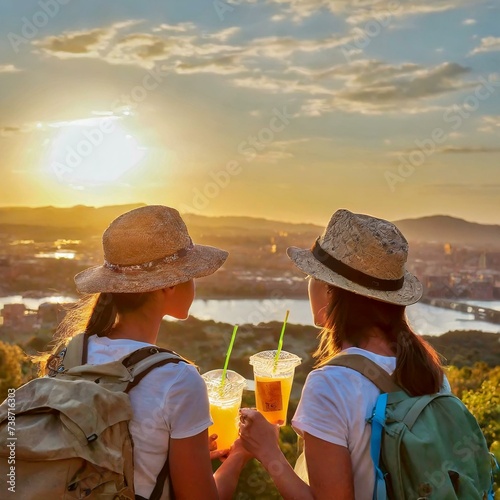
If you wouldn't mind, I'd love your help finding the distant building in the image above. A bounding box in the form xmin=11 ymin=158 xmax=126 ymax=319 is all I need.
xmin=494 ymin=281 xmax=500 ymax=300
xmin=478 ymin=252 xmax=487 ymax=270
xmin=2 ymin=304 xmax=26 ymax=328
xmin=469 ymin=279 xmax=494 ymax=301
xmin=424 ymin=275 xmax=452 ymax=298
xmin=1 ymin=303 xmax=37 ymax=330
xmin=38 ymin=302 xmax=71 ymax=327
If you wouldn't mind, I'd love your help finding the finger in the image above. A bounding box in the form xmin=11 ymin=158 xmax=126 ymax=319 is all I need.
xmin=210 ymin=449 xmax=230 ymax=461
xmin=239 ymin=408 xmax=258 ymax=422
xmin=239 ymin=407 xmax=254 ymax=417
xmin=209 ymin=434 xmax=218 ymax=451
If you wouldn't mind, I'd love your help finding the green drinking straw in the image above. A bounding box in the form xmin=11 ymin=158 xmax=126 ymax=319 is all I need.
xmin=273 ymin=310 xmax=290 ymax=372
xmin=220 ymin=324 xmax=239 ymax=390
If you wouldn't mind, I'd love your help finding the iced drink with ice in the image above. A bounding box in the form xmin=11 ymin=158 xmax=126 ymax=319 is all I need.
xmin=250 ymin=350 xmax=301 ymax=425
xmin=202 ymin=369 xmax=246 ymax=450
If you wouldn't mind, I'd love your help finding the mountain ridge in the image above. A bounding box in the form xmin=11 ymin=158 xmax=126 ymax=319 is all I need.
xmin=0 ymin=206 xmax=499 ymax=247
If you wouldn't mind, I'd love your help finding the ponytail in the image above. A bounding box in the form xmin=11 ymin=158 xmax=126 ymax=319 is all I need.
xmin=33 ymin=293 xmax=116 ymax=375
xmin=392 ymin=327 xmax=443 ymax=395
xmin=314 ymin=286 xmax=444 ymax=396
xmin=85 ymin=293 xmax=116 ymax=337
xmin=33 ymin=291 xmax=155 ymax=375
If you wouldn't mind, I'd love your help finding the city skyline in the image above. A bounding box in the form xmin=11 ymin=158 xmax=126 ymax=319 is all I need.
xmin=1 ymin=1 xmax=500 ymax=225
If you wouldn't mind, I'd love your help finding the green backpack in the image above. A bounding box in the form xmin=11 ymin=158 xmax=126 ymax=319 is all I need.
xmin=0 ymin=333 xmax=187 ymax=499
xmin=330 ymin=354 xmax=495 ymax=500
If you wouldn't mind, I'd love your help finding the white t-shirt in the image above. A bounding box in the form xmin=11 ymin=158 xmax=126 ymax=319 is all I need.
xmin=86 ymin=335 xmax=212 ymax=499
xmin=292 ymin=347 xmax=450 ymax=500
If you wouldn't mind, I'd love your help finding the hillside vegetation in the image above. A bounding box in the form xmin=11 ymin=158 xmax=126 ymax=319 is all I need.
xmin=1 ymin=323 xmax=499 ymax=498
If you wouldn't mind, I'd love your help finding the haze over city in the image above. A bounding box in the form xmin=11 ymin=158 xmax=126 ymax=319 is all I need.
xmin=1 ymin=0 xmax=499 ymax=224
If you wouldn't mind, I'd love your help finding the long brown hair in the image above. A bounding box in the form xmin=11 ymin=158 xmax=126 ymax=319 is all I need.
xmin=314 ymin=285 xmax=444 ymax=396
xmin=34 ymin=292 xmax=153 ymax=375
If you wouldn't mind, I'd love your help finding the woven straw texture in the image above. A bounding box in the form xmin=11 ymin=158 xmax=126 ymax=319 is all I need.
xmin=75 ymin=205 xmax=228 ymax=293
xmin=287 ymin=209 xmax=423 ymax=305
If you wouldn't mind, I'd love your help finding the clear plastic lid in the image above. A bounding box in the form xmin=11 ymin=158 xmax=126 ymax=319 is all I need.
xmin=202 ymin=369 xmax=246 ymax=402
xmin=249 ymin=350 xmax=301 ymax=377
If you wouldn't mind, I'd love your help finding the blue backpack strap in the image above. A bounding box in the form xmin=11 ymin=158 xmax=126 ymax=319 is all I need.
xmin=371 ymin=393 xmax=388 ymax=500
xmin=489 ymin=453 xmax=499 ymax=500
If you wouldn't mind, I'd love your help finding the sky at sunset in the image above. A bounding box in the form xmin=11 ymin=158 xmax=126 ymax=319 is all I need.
xmin=1 ymin=0 xmax=499 ymax=224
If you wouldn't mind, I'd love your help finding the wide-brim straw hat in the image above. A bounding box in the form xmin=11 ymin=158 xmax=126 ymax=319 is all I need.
xmin=287 ymin=209 xmax=423 ymax=306
xmin=75 ymin=205 xmax=228 ymax=294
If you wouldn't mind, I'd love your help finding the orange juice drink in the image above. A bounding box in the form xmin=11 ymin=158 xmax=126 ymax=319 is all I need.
xmin=202 ymin=369 xmax=246 ymax=451
xmin=255 ymin=374 xmax=293 ymax=425
xmin=208 ymin=400 xmax=241 ymax=451
xmin=250 ymin=351 xmax=301 ymax=426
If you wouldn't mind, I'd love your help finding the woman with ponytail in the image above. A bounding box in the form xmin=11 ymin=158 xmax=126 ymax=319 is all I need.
xmin=36 ymin=205 xmax=250 ymax=500
xmin=239 ymin=209 xmax=449 ymax=500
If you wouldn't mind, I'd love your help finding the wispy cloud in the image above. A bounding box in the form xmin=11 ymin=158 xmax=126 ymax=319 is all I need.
xmin=0 ymin=126 xmax=24 ymax=137
xmin=245 ymin=32 xmax=359 ymax=58
xmin=33 ymin=22 xmax=244 ymax=71
xmin=32 ymin=20 xmax=141 ymax=60
xmin=234 ymin=0 xmax=487 ymax=24
xmin=30 ymin=17 xmax=479 ymax=118
xmin=104 ymin=33 xmax=182 ymax=67
xmin=173 ymin=55 xmax=247 ymax=75
xmin=0 ymin=115 xmax=122 ymax=137
xmin=437 ymin=145 xmax=500 ymax=154
xmin=233 ymin=59 xmax=473 ymax=115
xmin=252 ymin=138 xmax=317 ymax=163
xmin=253 ymin=150 xmax=294 ymax=163
xmin=470 ymin=36 xmax=500 ymax=55
xmin=232 ymin=73 xmax=330 ymax=94
xmin=0 ymin=64 xmax=21 ymax=73
xmin=462 ymin=18 xmax=477 ymax=25
xmin=478 ymin=115 xmax=500 ymax=134
xmin=0 ymin=123 xmax=40 ymax=137
xmin=152 ymin=22 xmax=196 ymax=33
xmin=203 ymin=27 xmax=240 ymax=42
xmin=334 ymin=62 xmax=471 ymax=112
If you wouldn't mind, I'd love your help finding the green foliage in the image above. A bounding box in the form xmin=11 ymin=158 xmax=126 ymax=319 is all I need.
xmin=461 ymin=375 xmax=500 ymax=448
xmin=448 ymin=363 xmax=500 ymax=447
xmin=425 ymin=331 xmax=500 ymax=368
xmin=449 ymin=363 xmax=500 ymax=493
xmin=3 ymin=325 xmax=500 ymax=496
xmin=446 ymin=361 xmax=493 ymax=399
xmin=0 ymin=340 xmax=33 ymax=401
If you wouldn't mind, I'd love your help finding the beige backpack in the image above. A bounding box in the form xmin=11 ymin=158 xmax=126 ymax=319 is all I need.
xmin=0 ymin=333 xmax=187 ymax=499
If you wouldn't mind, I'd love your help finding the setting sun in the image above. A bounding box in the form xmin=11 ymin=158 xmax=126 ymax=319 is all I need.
xmin=45 ymin=116 xmax=146 ymax=189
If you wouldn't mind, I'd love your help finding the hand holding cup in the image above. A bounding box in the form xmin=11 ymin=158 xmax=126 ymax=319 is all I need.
xmin=238 ymin=408 xmax=283 ymax=463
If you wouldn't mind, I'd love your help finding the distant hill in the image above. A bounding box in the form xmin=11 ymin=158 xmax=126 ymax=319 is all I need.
xmin=0 ymin=206 xmax=498 ymax=247
xmin=0 ymin=204 xmax=146 ymax=233
xmin=395 ymin=215 xmax=500 ymax=247
xmin=0 ymin=205 xmax=322 ymax=238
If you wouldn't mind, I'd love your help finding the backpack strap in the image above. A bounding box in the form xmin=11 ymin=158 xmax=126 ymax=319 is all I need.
xmin=371 ymin=393 xmax=389 ymax=500
xmin=401 ymin=393 xmax=448 ymax=430
xmin=327 ymin=354 xmax=401 ymax=500
xmin=63 ymin=338 xmax=187 ymax=500
xmin=50 ymin=333 xmax=88 ymax=373
xmin=328 ymin=354 xmax=402 ymax=393
xmin=123 ymin=347 xmax=188 ymax=500
xmin=122 ymin=347 xmax=190 ymax=393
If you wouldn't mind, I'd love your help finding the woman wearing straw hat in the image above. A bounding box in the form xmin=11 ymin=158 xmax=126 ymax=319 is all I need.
xmin=239 ymin=209 xmax=449 ymax=499
xmin=36 ymin=205 xmax=250 ymax=500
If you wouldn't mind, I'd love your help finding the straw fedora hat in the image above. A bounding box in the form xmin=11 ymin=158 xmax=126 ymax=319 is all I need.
xmin=75 ymin=205 xmax=228 ymax=294
xmin=287 ymin=209 xmax=422 ymax=306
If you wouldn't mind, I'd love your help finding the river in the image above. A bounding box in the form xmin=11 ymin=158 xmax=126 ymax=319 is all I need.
xmin=2 ymin=295 xmax=499 ymax=336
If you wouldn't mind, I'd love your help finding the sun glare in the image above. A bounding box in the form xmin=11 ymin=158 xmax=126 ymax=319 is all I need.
xmin=46 ymin=116 xmax=146 ymax=189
